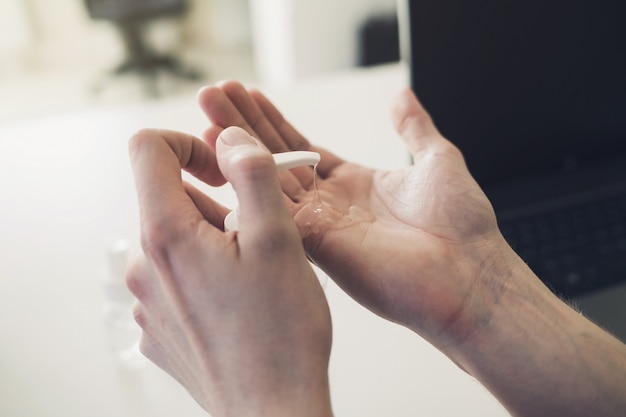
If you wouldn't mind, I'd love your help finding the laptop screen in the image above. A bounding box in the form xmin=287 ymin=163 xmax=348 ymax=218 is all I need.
xmin=404 ymin=0 xmax=626 ymax=191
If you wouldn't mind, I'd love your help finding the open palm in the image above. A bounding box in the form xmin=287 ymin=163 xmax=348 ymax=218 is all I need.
xmin=199 ymin=82 xmax=505 ymax=346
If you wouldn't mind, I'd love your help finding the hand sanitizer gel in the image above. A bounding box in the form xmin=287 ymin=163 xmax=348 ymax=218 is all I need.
xmin=102 ymin=239 xmax=144 ymax=367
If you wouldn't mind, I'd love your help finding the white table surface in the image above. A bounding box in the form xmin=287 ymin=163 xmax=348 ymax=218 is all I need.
xmin=0 ymin=64 xmax=509 ymax=417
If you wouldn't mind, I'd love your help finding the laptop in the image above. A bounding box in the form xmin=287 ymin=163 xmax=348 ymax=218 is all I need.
xmin=399 ymin=0 xmax=626 ymax=341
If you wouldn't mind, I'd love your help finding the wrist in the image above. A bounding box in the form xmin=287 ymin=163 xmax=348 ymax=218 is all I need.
xmin=440 ymin=235 xmax=626 ymax=416
xmin=239 ymin=386 xmax=333 ymax=417
xmin=413 ymin=233 xmax=531 ymax=356
xmin=442 ymin=229 xmax=562 ymax=352
xmin=447 ymin=236 xmax=556 ymax=360
xmin=214 ymin=367 xmax=334 ymax=417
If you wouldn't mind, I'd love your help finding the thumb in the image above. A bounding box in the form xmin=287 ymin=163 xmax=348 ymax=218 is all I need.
xmin=391 ymin=88 xmax=443 ymax=156
xmin=216 ymin=126 xmax=292 ymax=233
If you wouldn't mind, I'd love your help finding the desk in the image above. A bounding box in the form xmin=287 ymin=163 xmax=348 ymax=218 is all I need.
xmin=0 ymin=64 xmax=509 ymax=416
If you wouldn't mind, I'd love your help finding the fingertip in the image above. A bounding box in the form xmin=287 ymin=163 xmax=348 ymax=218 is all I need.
xmin=248 ymin=87 xmax=266 ymax=101
xmin=216 ymin=127 xmax=273 ymax=181
xmin=197 ymin=84 xmax=233 ymax=122
xmin=196 ymin=84 xmax=209 ymax=100
xmin=216 ymin=128 xmax=290 ymax=229
xmin=197 ymin=80 xmax=237 ymax=100
xmin=215 ymin=79 xmax=237 ymax=87
xmin=218 ymin=126 xmax=261 ymax=148
xmin=218 ymin=80 xmax=247 ymax=96
xmin=196 ymin=84 xmax=218 ymax=105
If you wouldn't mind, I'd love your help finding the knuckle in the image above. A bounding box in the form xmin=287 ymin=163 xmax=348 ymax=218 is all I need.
xmin=125 ymin=254 xmax=150 ymax=300
xmin=140 ymin=224 xmax=166 ymax=259
xmin=220 ymin=79 xmax=246 ymax=95
xmin=132 ymin=302 xmax=148 ymax=329
xmin=139 ymin=221 xmax=180 ymax=272
xmin=128 ymin=128 xmax=160 ymax=156
xmin=439 ymin=139 xmax=465 ymax=161
xmin=231 ymin=149 xmax=275 ymax=177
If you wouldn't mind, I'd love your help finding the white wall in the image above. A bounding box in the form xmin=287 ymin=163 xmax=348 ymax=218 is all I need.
xmin=2 ymin=0 xmax=249 ymax=73
xmin=0 ymin=1 xmax=32 ymax=56
xmin=0 ymin=0 xmax=396 ymax=85
xmin=12 ymin=0 xmax=126 ymax=70
xmin=0 ymin=0 xmax=34 ymax=73
xmin=250 ymin=0 xmax=396 ymax=86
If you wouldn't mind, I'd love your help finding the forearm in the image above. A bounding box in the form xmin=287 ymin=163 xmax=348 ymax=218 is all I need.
xmin=452 ymin=241 xmax=626 ymax=417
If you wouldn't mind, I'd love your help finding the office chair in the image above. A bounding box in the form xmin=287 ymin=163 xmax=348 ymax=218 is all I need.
xmin=85 ymin=0 xmax=201 ymax=96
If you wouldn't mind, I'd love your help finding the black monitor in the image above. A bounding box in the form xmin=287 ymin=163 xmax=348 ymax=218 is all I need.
xmin=403 ymin=0 xmax=626 ymax=189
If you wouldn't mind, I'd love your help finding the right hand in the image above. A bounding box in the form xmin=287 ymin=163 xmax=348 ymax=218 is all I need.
xmin=126 ymin=127 xmax=333 ymax=416
xmin=198 ymin=83 xmax=519 ymax=352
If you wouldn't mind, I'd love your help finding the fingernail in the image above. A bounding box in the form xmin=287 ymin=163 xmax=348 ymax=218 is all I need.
xmin=219 ymin=127 xmax=256 ymax=147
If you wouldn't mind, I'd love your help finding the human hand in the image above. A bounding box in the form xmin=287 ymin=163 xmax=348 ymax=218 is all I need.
xmin=197 ymin=82 xmax=626 ymax=417
xmin=126 ymin=127 xmax=333 ymax=417
xmin=198 ymin=83 xmax=512 ymax=353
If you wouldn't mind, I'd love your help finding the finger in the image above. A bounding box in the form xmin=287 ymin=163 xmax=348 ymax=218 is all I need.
xmin=249 ymin=88 xmax=311 ymax=151
xmin=216 ymin=127 xmax=297 ymax=236
xmin=219 ymin=83 xmax=327 ymax=187
xmin=128 ymin=129 xmax=224 ymax=252
xmin=202 ymin=124 xmax=224 ymax=151
xmin=199 ymin=84 xmax=304 ymax=190
xmin=249 ymin=88 xmax=349 ymax=184
xmin=183 ymin=181 xmax=231 ymax=231
xmin=197 ymin=84 xmax=259 ymax=138
xmin=275 ymin=170 xmax=310 ymax=203
xmin=391 ymin=88 xmax=443 ymax=156
xmin=219 ymin=81 xmax=292 ymax=153
xmin=220 ymin=82 xmax=324 ymax=192
xmin=203 ymin=122 xmax=308 ymax=199
xmin=201 ymin=107 xmax=314 ymax=195
xmin=126 ymin=251 xmax=154 ymax=301
xmin=126 ymin=251 xmax=177 ymax=313
xmin=245 ymin=87 xmax=311 ymax=183
xmin=246 ymin=87 xmax=325 ymax=185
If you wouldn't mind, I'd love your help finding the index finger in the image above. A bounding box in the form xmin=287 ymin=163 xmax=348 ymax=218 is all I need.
xmin=249 ymin=88 xmax=346 ymax=178
xmin=128 ymin=129 xmax=224 ymax=244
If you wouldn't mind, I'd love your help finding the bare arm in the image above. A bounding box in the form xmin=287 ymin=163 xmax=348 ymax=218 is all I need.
xmin=450 ymin=242 xmax=626 ymax=417
xmin=198 ymin=81 xmax=626 ymax=417
xmin=126 ymin=127 xmax=333 ymax=417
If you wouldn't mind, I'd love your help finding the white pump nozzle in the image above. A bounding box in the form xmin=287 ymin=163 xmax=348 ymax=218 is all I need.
xmin=224 ymin=151 xmax=321 ymax=231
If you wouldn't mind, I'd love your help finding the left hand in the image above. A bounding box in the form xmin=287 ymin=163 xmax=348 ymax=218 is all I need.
xmin=126 ymin=127 xmax=333 ymax=417
xmin=197 ymin=82 xmax=503 ymax=352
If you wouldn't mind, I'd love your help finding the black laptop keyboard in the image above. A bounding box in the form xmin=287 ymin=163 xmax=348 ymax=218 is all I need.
xmin=499 ymin=192 xmax=626 ymax=299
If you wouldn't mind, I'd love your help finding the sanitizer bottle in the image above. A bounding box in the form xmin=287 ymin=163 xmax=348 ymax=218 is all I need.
xmin=102 ymin=239 xmax=144 ymax=367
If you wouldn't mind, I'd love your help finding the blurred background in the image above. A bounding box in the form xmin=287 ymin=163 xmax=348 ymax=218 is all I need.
xmin=0 ymin=0 xmax=399 ymax=122
xmin=0 ymin=2 xmax=519 ymax=416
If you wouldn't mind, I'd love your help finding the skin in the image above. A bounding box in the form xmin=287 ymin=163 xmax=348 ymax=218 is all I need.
xmin=127 ymin=127 xmax=333 ymax=417
xmin=127 ymin=83 xmax=626 ymax=417
xmin=197 ymin=82 xmax=511 ymax=348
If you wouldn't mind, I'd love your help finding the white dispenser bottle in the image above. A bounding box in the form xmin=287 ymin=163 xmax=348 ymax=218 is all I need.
xmin=101 ymin=239 xmax=144 ymax=367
